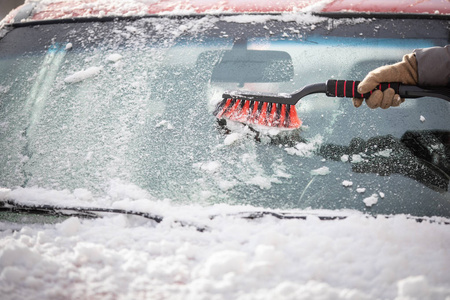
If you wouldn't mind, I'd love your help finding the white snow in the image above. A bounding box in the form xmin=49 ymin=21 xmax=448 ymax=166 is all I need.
xmin=193 ymin=161 xmax=222 ymax=173
xmin=356 ymin=188 xmax=366 ymax=194
xmin=351 ymin=154 xmax=363 ymax=163
xmin=310 ymin=166 xmax=330 ymax=176
xmin=285 ymin=142 xmax=316 ymax=157
xmin=245 ymin=175 xmax=275 ymax=189
xmin=363 ymin=194 xmax=379 ymax=207
xmin=285 ymin=135 xmax=323 ymax=157
xmin=221 ymin=12 xmax=328 ymax=25
xmin=375 ymin=149 xmax=393 ymax=157
xmin=342 ymin=180 xmax=353 ymax=187
xmin=396 ymin=276 xmax=450 ymax=299
xmin=31 ymin=0 xmax=151 ymax=20
xmin=218 ymin=180 xmax=236 ymax=191
xmin=155 ymin=120 xmax=174 ymax=129
xmin=224 ymin=132 xmax=243 ymax=145
xmin=64 ymin=66 xmax=102 ymax=83
xmin=1 ymin=185 xmax=450 ymax=300
xmin=272 ymin=160 xmax=292 ymax=179
xmin=106 ymin=53 xmax=123 ymax=62
xmin=73 ymin=188 xmax=93 ymax=201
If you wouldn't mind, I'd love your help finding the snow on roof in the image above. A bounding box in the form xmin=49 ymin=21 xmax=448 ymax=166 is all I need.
xmin=2 ymin=0 xmax=449 ymax=25
xmin=323 ymin=0 xmax=450 ymax=14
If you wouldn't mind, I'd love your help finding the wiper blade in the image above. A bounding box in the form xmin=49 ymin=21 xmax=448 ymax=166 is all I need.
xmin=222 ymin=211 xmax=347 ymax=221
xmin=212 ymin=210 xmax=450 ymax=225
xmin=0 ymin=199 xmax=208 ymax=232
xmin=2 ymin=200 xmax=448 ymax=232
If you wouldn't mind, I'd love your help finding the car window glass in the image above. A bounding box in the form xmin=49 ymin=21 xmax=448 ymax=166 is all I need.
xmin=0 ymin=16 xmax=449 ymax=217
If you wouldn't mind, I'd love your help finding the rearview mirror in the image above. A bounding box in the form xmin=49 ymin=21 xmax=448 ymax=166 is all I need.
xmin=206 ymin=49 xmax=294 ymax=84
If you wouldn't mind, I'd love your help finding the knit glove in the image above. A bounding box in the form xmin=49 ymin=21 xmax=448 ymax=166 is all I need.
xmin=352 ymin=53 xmax=418 ymax=109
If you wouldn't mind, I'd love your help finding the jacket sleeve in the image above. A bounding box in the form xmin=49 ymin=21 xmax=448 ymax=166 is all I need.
xmin=414 ymin=45 xmax=450 ymax=86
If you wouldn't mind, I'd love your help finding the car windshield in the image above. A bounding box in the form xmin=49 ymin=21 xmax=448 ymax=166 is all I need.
xmin=0 ymin=14 xmax=449 ymax=217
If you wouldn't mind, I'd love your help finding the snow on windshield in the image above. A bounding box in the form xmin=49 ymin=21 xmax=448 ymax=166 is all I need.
xmin=0 ymin=14 xmax=448 ymax=208
xmin=0 ymin=14 xmax=449 ymax=212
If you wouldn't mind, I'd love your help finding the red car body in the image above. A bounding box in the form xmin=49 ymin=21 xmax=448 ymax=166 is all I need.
xmin=2 ymin=0 xmax=449 ymax=25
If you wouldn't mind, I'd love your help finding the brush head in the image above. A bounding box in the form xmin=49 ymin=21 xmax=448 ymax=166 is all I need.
xmin=213 ymin=93 xmax=302 ymax=129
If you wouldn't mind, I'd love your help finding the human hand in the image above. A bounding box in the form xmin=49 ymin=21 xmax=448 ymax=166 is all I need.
xmin=352 ymin=53 xmax=418 ymax=109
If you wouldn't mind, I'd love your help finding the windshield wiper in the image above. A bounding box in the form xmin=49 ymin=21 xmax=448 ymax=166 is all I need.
xmin=219 ymin=211 xmax=347 ymax=221
xmin=2 ymin=200 xmax=448 ymax=232
xmin=0 ymin=199 xmax=208 ymax=232
xmin=212 ymin=210 xmax=450 ymax=224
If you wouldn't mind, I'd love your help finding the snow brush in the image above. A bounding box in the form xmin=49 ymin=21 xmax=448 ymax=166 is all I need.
xmin=213 ymin=80 xmax=450 ymax=129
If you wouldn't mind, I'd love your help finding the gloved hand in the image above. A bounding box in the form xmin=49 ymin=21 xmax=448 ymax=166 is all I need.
xmin=352 ymin=53 xmax=418 ymax=109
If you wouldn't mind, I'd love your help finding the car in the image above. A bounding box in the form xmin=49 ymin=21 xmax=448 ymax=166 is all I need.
xmin=0 ymin=0 xmax=449 ymax=299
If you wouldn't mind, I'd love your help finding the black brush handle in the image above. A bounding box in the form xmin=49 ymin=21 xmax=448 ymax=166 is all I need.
xmin=326 ymin=80 xmax=450 ymax=101
xmin=326 ymin=80 xmax=400 ymax=99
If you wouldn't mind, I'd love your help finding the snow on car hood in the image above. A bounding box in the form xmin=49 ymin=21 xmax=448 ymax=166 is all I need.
xmin=1 ymin=184 xmax=450 ymax=300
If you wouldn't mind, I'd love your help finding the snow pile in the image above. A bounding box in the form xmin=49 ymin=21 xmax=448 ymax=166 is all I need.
xmin=105 ymin=53 xmax=122 ymax=63
xmin=340 ymin=154 xmax=365 ymax=163
xmin=356 ymin=187 xmax=366 ymax=194
xmin=32 ymin=0 xmax=152 ymax=20
xmin=221 ymin=13 xmax=327 ymax=25
xmin=310 ymin=166 xmax=330 ymax=176
xmin=193 ymin=161 xmax=222 ymax=173
xmin=64 ymin=66 xmax=103 ymax=83
xmin=363 ymin=194 xmax=379 ymax=207
xmin=350 ymin=154 xmax=363 ymax=163
xmin=2 ymin=0 xmax=337 ymax=23
xmin=342 ymin=180 xmax=353 ymax=187
xmin=224 ymin=132 xmax=243 ymax=145
xmin=1 ymin=187 xmax=449 ymax=300
xmin=285 ymin=135 xmax=323 ymax=157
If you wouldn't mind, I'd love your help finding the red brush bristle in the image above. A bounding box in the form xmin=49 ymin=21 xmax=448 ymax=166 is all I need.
xmin=287 ymin=105 xmax=302 ymax=128
xmin=256 ymin=102 xmax=269 ymax=126
xmin=236 ymin=100 xmax=251 ymax=122
xmin=248 ymin=101 xmax=259 ymax=123
xmin=224 ymin=99 xmax=241 ymax=118
xmin=215 ymin=97 xmax=302 ymax=129
xmin=216 ymin=98 xmax=232 ymax=118
xmin=267 ymin=103 xmax=278 ymax=126
xmin=278 ymin=104 xmax=287 ymax=127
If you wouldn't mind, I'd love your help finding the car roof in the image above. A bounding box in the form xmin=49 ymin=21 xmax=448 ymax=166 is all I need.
xmin=2 ymin=0 xmax=449 ymax=25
